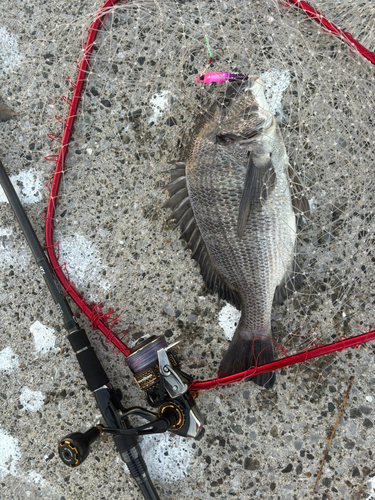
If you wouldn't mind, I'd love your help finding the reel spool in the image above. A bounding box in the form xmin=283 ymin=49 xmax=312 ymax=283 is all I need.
xmin=126 ymin=335 xmax=179 ymax=393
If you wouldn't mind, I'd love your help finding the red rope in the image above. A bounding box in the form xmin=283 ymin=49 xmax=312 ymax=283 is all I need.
xmin=278 ymin=0 xmax=375 ymax=66
xmin=45 ymin=0 xmax=130 ymax=356
xmin=190 ymin=327 xmax=375 ymax=391
xmin=45 ymin=0 xmax=375 ymax=381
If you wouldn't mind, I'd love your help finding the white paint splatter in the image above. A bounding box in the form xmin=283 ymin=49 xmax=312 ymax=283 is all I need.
xmin=0 ymin=430 xmax=47 ymax=487
xmin=260 ymin=68 xmax=291 ymax=118
xmin=57 ymin=233 xmax=110 ymax=295
xmin=0 ymin=347 xmax=19 ymax=373
xmin=29 ymin=321 xmax=56 ymax=354
xmin=0 ymin=27 xmax=23 ymax=76
xmin=149 ymin=90 xmax=170 ymax=123
xmin=0 ymin=227 xmax=30 ymax=270
xmin=0 ymin=168 xmax=43 ymax=204
xmin=139 ymin=433 xmax=194 ymax=481
xmin=218 ymin=303 xmax=241 ymax=340
xmin=27 ymin=471 xmax=46 ymax=486
xmin=0 ymin=227 xmax=12 ymax=237
xmin=0 ymin=429 xmax=21 ymax=479
xmin=19 ymin=387 xmax=45 ymax=412
xmin=366 ymin=476 xmax=375 ymax=500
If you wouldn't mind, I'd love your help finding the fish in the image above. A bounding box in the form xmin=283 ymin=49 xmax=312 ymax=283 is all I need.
xmin=163 ymin=77 xmax=309 ymax=389
xmin=0 ymin=102 xmax=18 ymax=121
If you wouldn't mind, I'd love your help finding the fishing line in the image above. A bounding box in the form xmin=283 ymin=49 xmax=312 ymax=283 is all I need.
xmin=204 ymin=36 xmax=213 ymax=65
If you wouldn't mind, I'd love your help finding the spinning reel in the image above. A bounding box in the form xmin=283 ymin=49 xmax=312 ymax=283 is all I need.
xmin=58 ymin=335 xmax=203 ymax=467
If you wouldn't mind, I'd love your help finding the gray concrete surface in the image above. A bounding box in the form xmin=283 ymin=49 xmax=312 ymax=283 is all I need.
xmin=1 ymin=1 xmax=375 ymax=499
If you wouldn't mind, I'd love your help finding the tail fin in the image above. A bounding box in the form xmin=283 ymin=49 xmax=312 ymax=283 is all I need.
xmin=218 ymin=333 xmax=275 ymax=389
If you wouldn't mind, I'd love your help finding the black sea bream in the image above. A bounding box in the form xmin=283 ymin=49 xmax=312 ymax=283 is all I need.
xmin=164 ymin=77 xmax=309 ymax=388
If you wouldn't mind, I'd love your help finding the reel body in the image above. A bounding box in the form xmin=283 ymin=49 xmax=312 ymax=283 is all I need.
xmin=126 ymin=335 xmax=203 ymax=439
xmin=58 ymin=335 xmax=203 ymax=468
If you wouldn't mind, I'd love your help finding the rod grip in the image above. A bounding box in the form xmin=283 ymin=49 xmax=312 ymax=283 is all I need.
xmin=68 ymin=329 xmax=109 ymax=391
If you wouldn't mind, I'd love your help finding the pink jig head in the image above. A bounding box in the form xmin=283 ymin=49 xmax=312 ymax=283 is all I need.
xmin=196 ymin=72 xmax=253 ymax=84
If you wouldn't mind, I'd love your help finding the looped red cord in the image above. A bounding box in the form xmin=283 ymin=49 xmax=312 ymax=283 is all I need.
xmin=268 ymin=337 xmax=287 ymax=356
xmin=45 ymin=176 xmax=55 ymax=192
xmin=252 ymin=334 xmax=271 ymax=365
xmin=40 ymin=208 xmax=49 ymax=221
xmin=67 ymin=76 xmax=76 ymax=89
xmin=63 ymin=280 xmax=76 ymax=294
xmin=44 ymin=240 xmax=60 ymax=260
xmin=44 ymin=155 xmax=59 ymax=162
xmin=339 ymin=335 xmax=348 ymax=350
xmin=45 ymin=0 xmax=375 ymax=384
xmin=61 ymin=96 xmax=72 ymax=105
xmin=47 ymin=133 xmax=63 ymax=145
xmin=91 ymin=302 xmax=111 ymax=329
xmin=53 ymin=261 xmax=70 ymax=281
xmin=112 ymin=331 xmax=129 ymax=352
xmin=90 ymin=302 xmax=129 ymax=350
xmin=54 ymin=115 xmax=65 ymax=125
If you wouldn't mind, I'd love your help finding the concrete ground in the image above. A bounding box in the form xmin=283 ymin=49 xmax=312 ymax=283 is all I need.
xmin=1 ymin=1 xmax=375 ymax=499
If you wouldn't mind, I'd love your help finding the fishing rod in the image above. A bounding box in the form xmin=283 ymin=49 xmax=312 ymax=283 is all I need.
xmin=2 ymin=0 xmax=375 ymax=497
xmin=0 ymin=157 xmax=203 ymax=500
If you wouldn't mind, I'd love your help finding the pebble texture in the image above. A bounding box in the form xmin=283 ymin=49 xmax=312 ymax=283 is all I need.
xmin=1 ymin=1 xmax=375 ymax=499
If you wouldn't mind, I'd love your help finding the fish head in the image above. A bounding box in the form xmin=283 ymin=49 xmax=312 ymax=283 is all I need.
xmin=216 ymin=77 xmax=273 ymax=143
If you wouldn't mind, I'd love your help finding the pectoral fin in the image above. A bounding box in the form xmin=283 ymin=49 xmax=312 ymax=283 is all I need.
xmin=237 ymin=152 xmax=276 ymax=239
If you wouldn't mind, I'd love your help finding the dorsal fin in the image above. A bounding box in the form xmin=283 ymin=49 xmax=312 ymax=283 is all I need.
xmin=163 ymin=163 xmax=241 ymax=309
xmin=274 ymin=260 xmax=304 ymax=305
xmin=288 ymin=164 xmax=310 ymax=218
xmin=273 ymin=166 xmax=310 ymax=304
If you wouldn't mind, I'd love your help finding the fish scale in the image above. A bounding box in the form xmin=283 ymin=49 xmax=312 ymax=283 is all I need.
xmin=164 ymin=78 xmax=309 ymax=389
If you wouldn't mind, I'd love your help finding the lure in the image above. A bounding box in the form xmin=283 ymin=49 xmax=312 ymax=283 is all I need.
xmin=196 ymin=72 xmax=250 ymax=84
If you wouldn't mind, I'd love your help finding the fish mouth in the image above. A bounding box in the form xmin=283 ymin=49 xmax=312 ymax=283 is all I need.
xmin=244 ymin=75 xmax=260 ymax=90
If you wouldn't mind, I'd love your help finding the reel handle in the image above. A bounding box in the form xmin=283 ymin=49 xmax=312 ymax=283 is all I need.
xmin=58 ymin=426 xmax=102 ymax=467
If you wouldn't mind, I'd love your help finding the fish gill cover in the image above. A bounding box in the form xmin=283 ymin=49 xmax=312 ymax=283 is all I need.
xmin=0 ymin=0 xmax=375 ymax=498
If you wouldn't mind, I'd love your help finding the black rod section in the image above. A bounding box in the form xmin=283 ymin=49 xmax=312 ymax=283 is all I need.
xmin=0 ymin=158 xmax=160 ymax=500
xmin=0 ymin=158 xmax=77 ymax=333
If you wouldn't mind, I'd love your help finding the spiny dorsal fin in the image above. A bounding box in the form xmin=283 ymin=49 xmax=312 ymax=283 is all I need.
xmin=163 ymin=162 xmax=241 ymax=309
